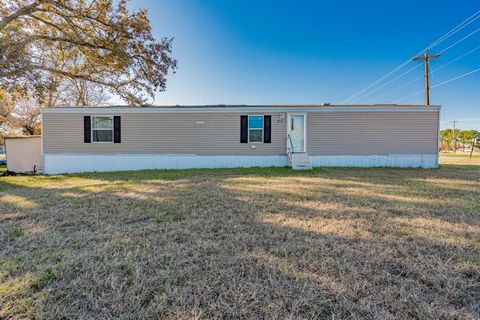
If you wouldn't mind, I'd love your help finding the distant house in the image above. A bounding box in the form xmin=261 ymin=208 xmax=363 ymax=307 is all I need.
xmin=41 ymin=104 xmax=440 ymax=174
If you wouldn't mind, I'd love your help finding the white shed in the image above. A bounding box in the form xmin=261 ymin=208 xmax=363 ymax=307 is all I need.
xmin=4 ymin=136 xmax=42 ymax=173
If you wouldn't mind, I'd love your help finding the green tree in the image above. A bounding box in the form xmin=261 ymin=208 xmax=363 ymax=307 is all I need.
xmin=440 ymin=129 xmax=453 ymax=152
xmin=0 ymin=0 xmax=177 ymax=105
xmin=440 ymin=129 xmax=471 ymax=152
xmin=458 ymin=130 xmax=477 ymax=152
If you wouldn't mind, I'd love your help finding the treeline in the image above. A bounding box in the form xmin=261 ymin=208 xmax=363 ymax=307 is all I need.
xmin=440 ymin=129 xmax=479 ymax=152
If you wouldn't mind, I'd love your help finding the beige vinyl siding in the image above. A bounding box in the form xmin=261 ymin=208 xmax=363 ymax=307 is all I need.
xmin=307 ymin=111 xmax=439 ymax=155
xmin=43 ymin=108 xmax=439 ymax=156
xmin=43 ymin=112 xmax=287 ymax=155
xmin=5 ymin=136 xmax=42 ymax=172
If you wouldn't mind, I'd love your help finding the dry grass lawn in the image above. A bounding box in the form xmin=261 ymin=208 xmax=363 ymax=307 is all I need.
xmin=0 ymin=155 xmax=479 ymax=319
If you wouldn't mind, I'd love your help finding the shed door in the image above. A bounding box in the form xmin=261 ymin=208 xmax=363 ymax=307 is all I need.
xmin=288 ymin=114 xmax=305 ymax=153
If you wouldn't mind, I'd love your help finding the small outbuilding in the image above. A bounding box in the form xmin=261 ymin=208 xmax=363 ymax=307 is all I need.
xmin=4 ymin=136 xmax=42 ymax=173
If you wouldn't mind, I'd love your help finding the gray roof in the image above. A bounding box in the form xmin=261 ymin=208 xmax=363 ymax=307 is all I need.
xmin=46 ymin=104 xmax=437 ymax=109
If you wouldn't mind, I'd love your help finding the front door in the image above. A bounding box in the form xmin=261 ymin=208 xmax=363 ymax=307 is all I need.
xmin=288 ymin=114 xmax=306 ymax=153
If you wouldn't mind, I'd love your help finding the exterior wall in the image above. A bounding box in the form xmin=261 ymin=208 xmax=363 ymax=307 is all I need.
xmin=5 ymin=136 xmax=42 ymax=173
xmin=42 ymin=106 xmax=440 ymax=173
xmin=43 ymin=112 xmax=287 ymax=156
xmin=306 ymin=111 xmax=439 ymax=155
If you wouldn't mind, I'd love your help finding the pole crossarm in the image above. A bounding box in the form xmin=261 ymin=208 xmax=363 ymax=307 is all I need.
xmin=413 ymin=50 xmax=441 ymax=106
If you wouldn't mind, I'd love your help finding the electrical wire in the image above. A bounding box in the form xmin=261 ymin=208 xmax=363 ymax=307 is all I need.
xmin=440 ymin=118 xmax=480 ymax=123
xmin=392 ymin=67 xmax=480 ymax=103
xmin=341 ymin=9 xmax=480 ymax=104
xmin=435 ymin=44 xmax=480 ymax=72
xmin=341 ymin=59 xmax=413 ymax=104
xmin=427 ymin=9 xmax=480 ymax=50
xmin=370 ymin=76 xmax=424 ymax=101
xmin=431 ymin=67 xmax=480 ymax=88
xmin=391 ymin=89 xmax=425 ymax=103
xmin=354 ymin=64 xmax=422 ymax=102
xmin=369 ymin=44 xmax=480 ymax=102
xmin=439 ymin=26 xmax=480 ymax=54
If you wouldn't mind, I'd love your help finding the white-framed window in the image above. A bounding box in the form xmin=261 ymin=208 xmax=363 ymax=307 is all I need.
xmin=248 ymin=115 xmax=264 ymax=143
xmin=92 ymin=116 xmax=113 ymax=143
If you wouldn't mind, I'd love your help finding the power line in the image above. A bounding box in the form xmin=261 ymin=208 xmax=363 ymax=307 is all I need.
xmin=354 ymin=64 xmax=422 ymax=102
xmin=341 ymin=9 xmax=480 ymax=104
xmin=439 ymin=26 xmax=480 ymax=54
xmin=369 ymin=76 xmax=424 ymax=101
xmin=427 ymin=9 xmax=480 ymax=49
xmin=341 ymin=59 xmax=412 ymax=104
xmin=370 ymin=44 xmax=480 ymax=101
xmin=392 ymin=89 xmax=425 ymax=103
xmin=392 ymin=67 xmax=480 ymax=103
xmin=441 ymin=118 xmax=480 ymax=123
xmin=434 ymin=44 xmax=480 ymax=72
xmin=431 ymin=67 xmax=480 ymax=87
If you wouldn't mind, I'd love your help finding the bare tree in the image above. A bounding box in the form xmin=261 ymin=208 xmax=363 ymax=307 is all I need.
xmin=13 ymin=99 xmax=41 ymax=135
xmin=0 ymin=92 xmax=41 ymax=136
xmin=55 ymin=78 xmax=110 ymax=107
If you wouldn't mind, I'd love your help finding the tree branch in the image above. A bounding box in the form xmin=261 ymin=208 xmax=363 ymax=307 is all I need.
xmin=0 ymin=1 xmax=44 ymax=31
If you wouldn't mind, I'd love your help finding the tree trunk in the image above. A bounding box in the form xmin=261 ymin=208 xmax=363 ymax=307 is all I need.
xmin=23 ymin=126 xmax=35 ymax=136
xmin=470 ymin=138 xmax=476 ymax=159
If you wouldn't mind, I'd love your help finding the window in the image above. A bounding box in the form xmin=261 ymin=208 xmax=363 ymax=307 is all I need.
xmin=92 ymin=116 xmax=113 ymax=143
xmin=248 ymin=115 xmax=263 ymax=143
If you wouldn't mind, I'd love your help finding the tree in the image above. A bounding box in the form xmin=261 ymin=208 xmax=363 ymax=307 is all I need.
xmin=56 ymin=78 xmax=110 ymax=107
xmin=0 ymin=90 xmax=41 ymax=136
xmin=458 ymin=130 xmax=477 ymax=152
xmin=440 ymin=129 xmax=453 ymax=152
xmin=0 ymin=0 xmax=177 ymax=105
xmin=12 ymin=98 xmax=42 ymax=135
xmin=43 ymin=54 xmax=111 ymax=107
xmin=0 ymin=88 xmax=15 ymax=126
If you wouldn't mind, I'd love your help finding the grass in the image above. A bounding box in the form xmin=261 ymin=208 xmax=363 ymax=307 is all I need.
xmin=0 ymin=155 xmax=479 ymax=319
xmin=441 ymin=152 xmax=480 ymax=156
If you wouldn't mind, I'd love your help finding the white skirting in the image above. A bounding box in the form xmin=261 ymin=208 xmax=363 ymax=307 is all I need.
xmin=43 ymin=154 xmax=289 ymax=174
xmin=43 ymin=153 xmax=438 ymax=174
xmin=310 ymin=154 xmax=438 ymax=169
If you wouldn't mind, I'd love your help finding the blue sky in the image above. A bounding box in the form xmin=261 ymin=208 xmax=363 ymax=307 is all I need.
xmin=129 ymin=0 xmax=480 ymax=129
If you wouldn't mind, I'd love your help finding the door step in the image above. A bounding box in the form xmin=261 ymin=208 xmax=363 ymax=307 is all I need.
xmin=290 ymin=153 xmax=313 ymax=170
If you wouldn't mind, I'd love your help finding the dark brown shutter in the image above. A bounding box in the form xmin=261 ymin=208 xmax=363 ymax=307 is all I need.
xmin=113 ymin=116 xmax=121 ymax=143
xmin=264 ymin=115 xmax=271 ymax=143
xmin=84 ymin=116 xmax=91 ymax=143
xmin=240 ymin=115 xmax=248 ymax=143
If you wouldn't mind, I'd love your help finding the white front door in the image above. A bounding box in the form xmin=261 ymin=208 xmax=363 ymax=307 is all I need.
xmin=288 ymin=114 xmax=306 ymax=153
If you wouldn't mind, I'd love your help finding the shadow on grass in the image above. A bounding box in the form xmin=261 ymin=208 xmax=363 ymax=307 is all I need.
xmin=0 ymin=164 xmax=479 ymax=318
xmin=439 ymin=164 xmax=480 ymax=171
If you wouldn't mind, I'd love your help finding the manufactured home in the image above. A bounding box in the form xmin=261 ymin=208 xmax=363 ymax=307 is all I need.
xmin=41 ymin=104 xmax=440 ymax=174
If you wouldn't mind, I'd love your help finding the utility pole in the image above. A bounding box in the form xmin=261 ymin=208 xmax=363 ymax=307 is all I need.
xmin=450 ymin=120 xmax=458 ymax=153
xmin=413 ymin=50 xmax=441 ymax=107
